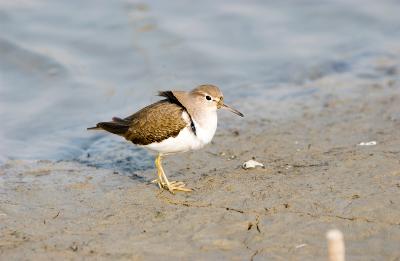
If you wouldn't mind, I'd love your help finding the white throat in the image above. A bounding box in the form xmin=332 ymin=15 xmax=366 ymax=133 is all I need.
xmin=192 ymin=109 xmax=218 ymax=145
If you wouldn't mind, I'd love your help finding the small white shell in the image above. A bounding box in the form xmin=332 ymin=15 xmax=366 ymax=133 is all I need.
xmin=242 ymin=159 xmax=264 ymax=169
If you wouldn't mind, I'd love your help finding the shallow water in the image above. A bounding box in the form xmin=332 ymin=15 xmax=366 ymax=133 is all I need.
xmin=1 ymin=0 xmax=400 ymax=164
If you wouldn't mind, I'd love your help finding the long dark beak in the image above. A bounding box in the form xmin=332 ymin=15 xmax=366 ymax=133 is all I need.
xmin=221 ymin=103 xmax=244 ymax=117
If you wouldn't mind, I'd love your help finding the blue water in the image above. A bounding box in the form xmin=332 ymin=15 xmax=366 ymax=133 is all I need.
xmin=1 ymin=0 xmax=400 ymax=163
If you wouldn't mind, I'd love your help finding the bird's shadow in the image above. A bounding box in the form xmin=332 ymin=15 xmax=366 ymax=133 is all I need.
xmin=77 ymin=136 xmax=154 ymax=182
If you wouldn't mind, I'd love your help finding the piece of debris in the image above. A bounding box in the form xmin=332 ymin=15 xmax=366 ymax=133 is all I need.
xmin=242 ymin=160 xmax=264 ymax=169
xmin=70 ymin=242 xmax=78 ymax=252
xmin=358 ymin=141 xmax=377 ymax=146
xmin=52 ymin=211 xmax=60 ymax=219
xmin=327 ymin=229 xmax=345 ymax=261
xmin=295 ymin=243 xmax=307 ymax=249
xmin=228 ymin=155 xmax=237 ymax=160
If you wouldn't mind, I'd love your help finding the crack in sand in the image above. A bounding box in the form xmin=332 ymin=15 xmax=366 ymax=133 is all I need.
xmin=156 ymin=193 xmax=212 ymax=208
xmin=290 ymin=211 xmax=400 ymax=226
xmin=250 ymin=249 xmax=259 ymax=261
xmin=292 ymin=162 xmax=329 ymax=168
xmin=157 ymin=193 xmax=257 ymax=215
xmin=157 ymin=194 xmax=400 ymax=227
xmin=247 ymin=215 xmax=261 ymax=233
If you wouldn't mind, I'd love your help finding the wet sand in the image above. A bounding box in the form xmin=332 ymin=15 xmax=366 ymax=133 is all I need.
xmin=2 ymin=1 xmax=400 ymax=259
xmin=1 ymin=72 xmax=399 ymax=260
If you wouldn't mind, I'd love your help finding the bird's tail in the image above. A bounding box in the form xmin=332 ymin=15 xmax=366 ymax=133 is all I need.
xmin=87 ymin=126 xmax=101 ymax=130
xmin=87 ymin=119 xmax=129 ymax=135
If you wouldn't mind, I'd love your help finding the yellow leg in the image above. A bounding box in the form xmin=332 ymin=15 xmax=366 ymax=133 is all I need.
xmin=152 ymin=153 xmax=166 ymax=188
xmin=152 ymin=153 xmax=192 ymax=193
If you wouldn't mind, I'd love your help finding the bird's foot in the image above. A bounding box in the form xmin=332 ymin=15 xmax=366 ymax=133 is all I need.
xmin=167 ymin=181 xmax=192 ymax=193
xmin=151 ymin=178 xmax=163 ymax=189
xmin=151 ymin=179 xmax=192 ymax=193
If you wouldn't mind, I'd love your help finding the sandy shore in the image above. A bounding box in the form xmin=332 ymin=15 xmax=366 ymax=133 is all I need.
xmin=1 ymin=74 xmax=400 ymax=260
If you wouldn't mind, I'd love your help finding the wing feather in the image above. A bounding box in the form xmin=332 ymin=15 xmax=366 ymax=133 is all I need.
xmin=123 ymin=101 xmax=187 ymax=145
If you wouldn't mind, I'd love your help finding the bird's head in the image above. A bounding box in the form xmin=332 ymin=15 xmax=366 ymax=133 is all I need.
xmin=191 ymin=84 xmax=244 ymax=117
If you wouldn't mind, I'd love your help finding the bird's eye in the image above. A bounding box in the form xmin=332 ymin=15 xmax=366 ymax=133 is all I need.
xmin=206 ymin=95 xmax=212 ymax=101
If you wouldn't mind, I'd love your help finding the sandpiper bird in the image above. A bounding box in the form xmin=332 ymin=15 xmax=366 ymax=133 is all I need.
xmin=88 ymin=84 xmax=243 ymax=193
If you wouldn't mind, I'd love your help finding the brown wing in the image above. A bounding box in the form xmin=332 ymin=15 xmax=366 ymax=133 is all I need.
xmin=123 ymin=100 xmax=187 ymax=145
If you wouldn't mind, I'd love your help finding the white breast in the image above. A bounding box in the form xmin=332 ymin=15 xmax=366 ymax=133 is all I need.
xmin=192 ymin=111 xmax=217 ymax=145
xmin=142 ymin=111 xmax=218 ymax=155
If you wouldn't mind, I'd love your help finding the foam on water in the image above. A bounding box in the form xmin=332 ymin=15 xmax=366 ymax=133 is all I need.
xmin=1 ymin=0 xmax=400 ymax=166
